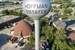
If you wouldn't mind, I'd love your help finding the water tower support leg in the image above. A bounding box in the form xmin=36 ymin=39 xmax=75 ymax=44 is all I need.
xmin=34 ymin=20 xmax=40 ymax=50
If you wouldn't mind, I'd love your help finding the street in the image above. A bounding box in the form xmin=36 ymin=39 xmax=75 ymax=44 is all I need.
xmin=0 ymin=42 xmax=32 ymax=50
xmin=1 ymin=42 xmax=21 ymax=50
xmin=0 ymin=28 xmax=31 ymax=50
xmin=0 ymin=5 xmax=21 ymax=12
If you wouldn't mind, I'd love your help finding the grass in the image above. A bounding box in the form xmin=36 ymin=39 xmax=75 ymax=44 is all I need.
xmin=0 ymin=28 xmax=10 ymax=35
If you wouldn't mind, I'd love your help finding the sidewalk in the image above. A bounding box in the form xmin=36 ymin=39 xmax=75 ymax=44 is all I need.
xmin=1 ymin=42 xmax=21 ymax=50
xmin=0 ymin=41 xmax=32 ymax=50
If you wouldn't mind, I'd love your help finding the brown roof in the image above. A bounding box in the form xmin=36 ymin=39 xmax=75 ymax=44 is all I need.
xmin=10 ymin=20 xmax=32 ymax=38
xmin=68 ymin=32 xmax=75 ymax=41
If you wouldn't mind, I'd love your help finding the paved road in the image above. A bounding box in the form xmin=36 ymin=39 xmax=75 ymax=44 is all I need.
xmin=0 ymin=42 xmax=31 ymax=50
xmin=0 ymin=28 xmax=31 ymax=50
xmin=1 ymin=43 xmax=21 ymax=50
xmin=0 ymin=28 xmax=22 ymax=50
xmin=0 ymin=5 xmax=21 ymax=12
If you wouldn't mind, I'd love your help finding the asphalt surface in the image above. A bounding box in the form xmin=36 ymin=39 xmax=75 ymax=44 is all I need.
xmin=0 ymin=42 xmax=31 ymax=50
xmin=1 ymin=43 xmax=21 ymax=50
xmin=0 ymin=28 xmax=22 ymax=50
xmin=0 ymin=5 xmax=21 ymax=12
xmin=0 ymin=28 xmax=31 ymax=50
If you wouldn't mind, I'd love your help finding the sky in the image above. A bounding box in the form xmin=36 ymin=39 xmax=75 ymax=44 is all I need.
xmin=0 ymin=0 xmax=2 ymax=1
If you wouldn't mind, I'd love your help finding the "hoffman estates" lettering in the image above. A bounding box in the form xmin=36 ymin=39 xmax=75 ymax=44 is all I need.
xmin=26 ymin=10 xmax=48 ymax=14
xmin=24 ymin=3 xmax=49 ymax=14
xmin=25 ymin=4 xmax=48 ymax=9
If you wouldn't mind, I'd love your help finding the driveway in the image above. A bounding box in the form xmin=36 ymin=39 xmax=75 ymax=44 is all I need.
xmin=0 ymin=42 xmax=32 ymax=50
xmin=0 ymin=42 xmax=22 ymax=50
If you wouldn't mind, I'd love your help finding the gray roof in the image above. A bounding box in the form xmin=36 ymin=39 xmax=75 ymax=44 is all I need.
xmin=53 ymin=20 xmax=66 ymax=29
xmin=0 ymin=15 xmax=19 ymax=24
xmin=68 ymin=24 xmax=75 ymax=27
xmin=67 ymin=24 xmax=75 ymax=30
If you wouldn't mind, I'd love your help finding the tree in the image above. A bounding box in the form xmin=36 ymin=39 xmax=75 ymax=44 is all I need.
xmin=40 ymin=25 xmax=54 ymax=42
xmin=52 ymin=29 xmax=73 ymax=50
xmin=27 ymin=16 xmax=75 ymax=50
xmin=53 ymin=0 xmax=61 ymax=4
xmin=1 ymin=9 xmax=23 ymax=16
xmin=40 ymin=17 xmax=74 ymax=50
xmin=51 ymin=0 xmax=73 ymax=19
xmin=28 ymin=32 xmax=35 ymax=48
xmin=2 ymin=9 xmax=9 ymax=15
xmin=59 ymin=0 xmax=73 ymax=16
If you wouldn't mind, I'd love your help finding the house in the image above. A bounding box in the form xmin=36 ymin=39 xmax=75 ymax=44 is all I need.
xmin=48 ymin=13 xmax=66 ymax=29
xmin=68 ymin=32 xmax=75 ymax=41
xmin=67 ymin=24 xmax=75 ymax=31
xmin=48 ymin=13 xmax=60 ymax=26
xmin=0 ymin=15 xmax=24 ymax=29
xmin=53 ymin=20 xmax=66 ymax=30
xmin=63 ymin=19 xmax=75 ymax=41
xmin=10 ymin=20 xmax=32 ymax=42
xmin=66 ymin=24 xmax=75 ymax=41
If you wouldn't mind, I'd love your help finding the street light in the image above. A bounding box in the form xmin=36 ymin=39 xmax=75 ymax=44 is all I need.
xmin=22 ymin=0 xmax=51 ymax=50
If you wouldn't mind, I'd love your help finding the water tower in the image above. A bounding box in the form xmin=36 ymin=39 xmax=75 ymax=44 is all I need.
xmin=22 ymin=0 xmax=51 ymax=50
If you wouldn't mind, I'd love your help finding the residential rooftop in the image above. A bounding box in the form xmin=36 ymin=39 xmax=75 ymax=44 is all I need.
xmin=0 ymin=15 xmax=19 ymax=24
xmin=0 ymin=15 xmax=24 ymax=29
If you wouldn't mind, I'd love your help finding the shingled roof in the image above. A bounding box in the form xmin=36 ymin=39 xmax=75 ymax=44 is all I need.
xmin=68 ymin=32 xmax=75 ymax=41
xmin=53 ymin=20 xmax=66 ymax=30
xmin=10 ymin=20 xmax=32 ymax=38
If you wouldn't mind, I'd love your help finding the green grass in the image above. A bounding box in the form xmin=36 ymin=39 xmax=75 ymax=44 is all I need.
xmin=0 ymin=28 xmax=10 ymax=35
